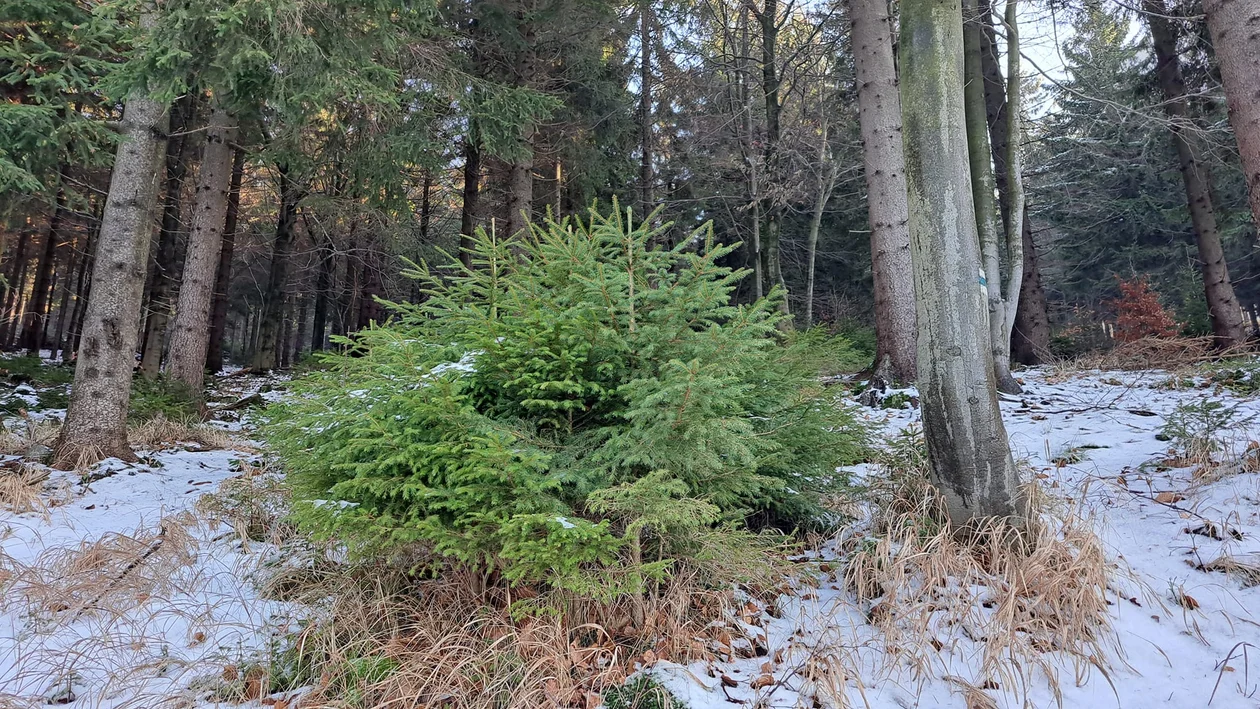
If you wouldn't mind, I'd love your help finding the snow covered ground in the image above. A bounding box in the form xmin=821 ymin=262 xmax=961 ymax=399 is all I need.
xmin=1 ymin=362 xmax=1259 ymax=708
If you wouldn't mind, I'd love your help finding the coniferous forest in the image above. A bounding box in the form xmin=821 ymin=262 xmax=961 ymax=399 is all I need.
xmin=3 ymin=0 xmax=1260 ymax=706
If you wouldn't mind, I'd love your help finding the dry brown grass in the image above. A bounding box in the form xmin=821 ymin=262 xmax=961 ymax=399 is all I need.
xmin=841 ymin=444 xmax=1121 ymax=707
xmin=1046 ymin=336 xmax=1250 ymax=377
xmin=128 ymin=414 xmax=246 ymax=452
xmin=255 ymin=565 xmax=738 ymax=709
xmin=0 ymin=463 xmax=49 ymax=515
xmin=1195 ymin=555 xmax=1260 ymax=588
xmin=0 ymin=416 xmax=59 ymax=458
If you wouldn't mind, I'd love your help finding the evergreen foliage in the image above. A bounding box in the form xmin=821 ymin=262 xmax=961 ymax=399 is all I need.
xmin=268 ymin=206 xmax=870 ymax=589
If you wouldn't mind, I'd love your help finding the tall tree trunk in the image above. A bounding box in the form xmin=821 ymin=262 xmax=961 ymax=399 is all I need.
xmin=53 ymin=9 xmax=168 ymax=467
xmin=311 ymin=236 xmax=334 ymax=351
xmin=138 ymin=93 xmax=196 ymax=378
xmin=52 ymin=233 xmax=80 ymax=359
xmin=207 ymin=146 xmax=245 ymax=373
xmin=65 ymin=204 xmax=100 ymax=362
xmin=964 ymin=0 xmax=1020 ymax=394
xmin=804 ymin=118 xmax=835 ymax=329
xmin=899 ymin=0 xmax=1024 ymax=524
xmin=21 ymin=178 xmax=68 ymax=354
xmin=978 ymin=0 xmax=1047 ymax=364
xmin=251 ymin=166 xmax=300 ymax=371
xmin=1 ymin=228 xmax=31 ymax=347
xmin=1203 ymin=0 xmax=1260 ymax=231
xmin=278 ymin=297 xmax=292 ymax=369
xmin=759 ymin=0 xmax=787 ymax=311
xmin=850 ymin=0 xmax=917 ymax=384
xmin=460 ymin=127 xmax=481 ymax=267
xmin=167 ymin=103 xmax=238 ymax=392
xmin=736 ymin=6 xmax=763 ymax=300
xmin=1146 ymin=0 xmax=1246 ymax=347
xmin=638 ymin=0 xmax=653 ymax=216
xmin=505 ymin=12 xmax=537 ymax=239
xmin=293 ymin=292 xmax=308 ymax=363
xmin=7 ymin=259 xmax=30 ymax=350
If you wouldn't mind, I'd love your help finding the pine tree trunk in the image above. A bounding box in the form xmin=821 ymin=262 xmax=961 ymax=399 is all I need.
xmin=207 ymin=146 xmax=245 ymax=373
xmin=759 ymin=0 xmax=788 ymax=312
xmin=53 ymin=14 xmax=168 ymax=467
xmin=279 ymin=297 xmax=292 ymax=369
xmin=505 ymin=14 xmax=537 ymax=239
xmin=138 ymin=93 xmax=196 ymax=378
xmin=460 ymin=128 xmax=481 ymax=267
xmin=1203 ymin=0 xmax=1260 ymax=231
xmin=851 ymin=0 xmax=917 ymax=384
xmin=293 ymin=292 xmax=308 ymax=363
xmin=804 ymin=119 xmax=834 ymax=329
xmin=963 ymin=0 xmax=1020 ymax=394
xmin=0 ymin=228 xmax=31 ymax=347
xmin=1146 ymin=0 xmax=1246 ymax=347
xmin=978 ymin=0 xmax=1048 ymax=364
xmin=638 ymin=0 xmax=653 ymax=216
xmin=7 ymin=259 xmax=30 ymax=350
xmin=311 ymin=236 xmax=334 ymax=351
xmin=899 ymin=0 xmax=1024 ymax=524
xmin=64 ymin=206 xmax=99 ymax=362
xmin=51 ymin=233 xmax=79 ymax=359
xmin=168 ymin=103 xmax=238 ymax=392
xmin=251 ymin=166 xmax=300 ymax=371
xmin=21 ymin=179 xmax=68 ymax=354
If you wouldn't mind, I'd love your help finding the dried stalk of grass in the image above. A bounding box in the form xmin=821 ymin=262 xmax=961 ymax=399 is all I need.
xmin=0 ymin=463 xmax=48 ymax=515
xmin=843 ymin=459 xmax=1120 ymax=707
xmin=128 ymin=415 xmax=248 ymax=452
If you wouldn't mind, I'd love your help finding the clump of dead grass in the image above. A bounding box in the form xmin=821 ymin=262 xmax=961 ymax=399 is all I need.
xmin=0 ymin=462 xmax=49 ymax=515
xmin=196 ymin=460 xmax=294 ymax=547
xmin=843 ymin=431 xmax=1120 ymax=706
xmin=1045 ymin=336 xmax=1249 ymax=380
xmin=3 ymin=514 xmax=199 ymax=619
xmin=128 ymin=414 xmax=246 ymax=452
xmin=249 ymin=564 xmax=739 ymax=709
xmin=0 ymin=415 xmax=59 ymax=458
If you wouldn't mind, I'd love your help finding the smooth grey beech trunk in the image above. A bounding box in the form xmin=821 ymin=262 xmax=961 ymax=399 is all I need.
xmin=1146 ymin=0 xmax=1246 ymax=347
xmin=850 ymin=0 xmax=917 ymax=384
xmin=167 ymin=101 xmax=238 ymax=392
xmin=53 ymin=8 xmax=168 ymax=467
xmin=1204 ymin=0 xmax=1260 ymax=232
xmin=899 ymin=0 xmax=1025 ymax=524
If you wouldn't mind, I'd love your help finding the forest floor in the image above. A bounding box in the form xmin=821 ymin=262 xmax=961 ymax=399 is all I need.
xmin=1 ymin=357 xmax=1259 ymax=708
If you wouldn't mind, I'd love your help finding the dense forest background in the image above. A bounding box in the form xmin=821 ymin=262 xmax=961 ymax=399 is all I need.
xmin=2 ymin=0 xmax=1257 ymax=374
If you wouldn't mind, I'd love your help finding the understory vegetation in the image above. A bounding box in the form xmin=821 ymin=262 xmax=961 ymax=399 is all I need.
xmin=268 ymin=209 xmax=871 ymax=596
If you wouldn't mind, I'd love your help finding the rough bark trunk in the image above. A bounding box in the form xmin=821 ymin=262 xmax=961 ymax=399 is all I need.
xmin=505 ymin=14 xmax=537 ymax=239
xmin=1010 ymin=219 xmax=1049 ymax=363
xmin=1146 ymin=0 xmax=1246 ymax=347
xmin=293 ymin=292 xmax=308 ymax=363
xmin=138 ymin=93 xmax=196 ymax=378
xmin=167 ymin=103 xmax=238 ymax=392
xmin=53 ymin=11 xmax=168 ymax=467
xmin=899 ymin=0 xmax=1024 ymax=524
xmin=851 ymin=0 xmax=917 ymax=384
xmin=1203 ymin=0 xmax=1260 ymax=231
xmin=964 ymin=0 xmax=1021 ymax=394
xmin=250 ymin=166 xmax=300 ymax=371
xmin=207 ymin=146 xmax=245 ymax=373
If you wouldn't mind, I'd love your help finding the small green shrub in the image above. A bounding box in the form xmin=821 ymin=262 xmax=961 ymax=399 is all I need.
xmin=604 ymin=675 xmax=685 ymax=709
xmin=1159 ymin=399 xmax=1241 ymax=460
xmin=267 ymin=207 xmax=871 ymax=590
xmin=128 ymin=378 xmax=201 ymax=422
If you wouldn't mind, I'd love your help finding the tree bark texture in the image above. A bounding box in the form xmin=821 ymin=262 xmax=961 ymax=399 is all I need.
xmin=1146 ymin=0 xmax=1246 ymax=347
xmin=251 ymin=167 xmax=300 ymax=371
xmin=20 ymin=178 xmax=68 ymax=354
xmin=53 ymin=19 xmax=168 ymax=467
xmin=899 ymin=0 xmax=1024 ymax=524
xmin=207 ymin=146 xmax=245 ymax=373
xmin=167 ymin=102 xmax=238 ymax=392
xmin=1203 ymin=0 xmax=1260 ymax=231
xmin=138 ymin=93 xmax=196 ymax=378
xmin=851 ymin=0 xmax=917 ymax=384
